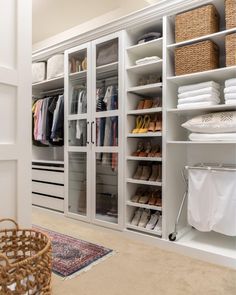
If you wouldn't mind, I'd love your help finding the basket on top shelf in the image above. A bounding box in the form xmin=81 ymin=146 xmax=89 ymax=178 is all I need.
xmin=226 ymin=33 xmax=236 ymax=66
xmin=0 ymin=218 xmax=52 ymax=294
xmin=175 ymin=40 xmax=219 ymax=76
xmin=225 ymin=0 xmax=236 ymax=29
xmin=175 ymin=4 xmax=219 ymax=43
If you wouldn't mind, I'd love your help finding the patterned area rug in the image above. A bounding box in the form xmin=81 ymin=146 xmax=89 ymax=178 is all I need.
xmin=34 ymin=226 xmax=113 ymax=278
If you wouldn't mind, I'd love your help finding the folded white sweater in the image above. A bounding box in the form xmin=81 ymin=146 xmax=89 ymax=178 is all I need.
xmin=178 ymin=87 xmax=220 ymax=99
xmin=225 ymin=93 xmax=236 ymax=100
xmin=225 ymin=78 xmax=236 ymax=88
xmin=224 ymin=86 xmax=236 ymax=94
xmin=178 ymin=94 xmax=220 ymax=105
xmin=178 ymin=81 xmax=220 ymax=94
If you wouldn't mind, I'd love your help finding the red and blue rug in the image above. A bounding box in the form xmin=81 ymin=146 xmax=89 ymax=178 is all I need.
xmin=34 ymin=226 xmax=113 ymax=279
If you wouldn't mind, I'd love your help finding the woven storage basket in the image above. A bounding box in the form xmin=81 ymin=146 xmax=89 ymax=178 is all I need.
xmin=0 ymin=219 xmax=52 ymax=295
xmin=225 ymin=0 xmax=236 ymax=29
xmin=226 ymin=33 xmax=236 ymax=66
xmin=175 ymin=4 xmax=220 ymax=43
xmin=175 ymin=40 xmax=219 ymax=76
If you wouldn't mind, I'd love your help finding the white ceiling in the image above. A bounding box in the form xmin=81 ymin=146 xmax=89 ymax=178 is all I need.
xmin=32 ymin=0 xmax=157 ymax=44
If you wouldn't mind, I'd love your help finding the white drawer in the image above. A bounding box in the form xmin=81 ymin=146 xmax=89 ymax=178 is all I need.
xmin=32 ymin=169 xmax=64 ymax=184
xmin=32 ymin=182 xmax=64 ymax=198
xmin=32 ymin=193 xmax=64 ymax=212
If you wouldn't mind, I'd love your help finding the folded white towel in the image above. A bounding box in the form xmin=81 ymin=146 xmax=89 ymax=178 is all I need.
xmin=178 ymin=94 xmax=220 ymax=105
xmin=177 ymin=101 xmax=219 ymax=110
xmin=225 ymin=93 xmax=236 ymax=100
xmin=178 ymin=81 xmax=220 ymax=94
xmin=224 ymin=86 xmax=236 ymax=94
xmin=225 ymin=100 xmax=236 ymax=105
xmin=135 ymin=56 xmax=161 ymax=65
xmin=225 ymin=78 xmax=236 ymax=88
xmin=189 ymin=133 xmax=236 ymax=142
xmin=178 ymin=87 xmax=220 ymax=99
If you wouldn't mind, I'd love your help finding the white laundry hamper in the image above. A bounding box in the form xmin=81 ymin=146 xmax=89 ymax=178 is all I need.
xmin=47 ymin=54 xmax=64 ymax=80
xmin=32 ymin=62 xmax=46 ymax=83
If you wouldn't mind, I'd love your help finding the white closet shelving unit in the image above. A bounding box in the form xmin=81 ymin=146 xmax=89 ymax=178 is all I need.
xmin=64 ymin=32 xmax=124 ymax=230
xmin=124 ymin=19 xmax=163 ymax=237
xmin=32 ymin=61 xmax=65 ymax=212
xmin=164 ymin=0 xmax=236 ymax=261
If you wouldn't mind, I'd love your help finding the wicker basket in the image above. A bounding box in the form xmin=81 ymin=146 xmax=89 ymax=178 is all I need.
xmin=175 ymin=4 xmax=220 ymax=43
xmin=225 ymin=0 xmax=236 ymax=29
xmin=0 ymin=219 xmax=52 ymax=295
xmin=175 ymin=40 xmax=219 ymax=76
xmin=226 ymin=33 xmax=236 ymax=66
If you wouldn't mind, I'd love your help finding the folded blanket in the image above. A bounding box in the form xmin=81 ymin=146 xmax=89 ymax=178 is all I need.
xmin=224 ymin=86 xmax=236 ymax=94
xmin=178 ymin=87 xmax=220 ymax=99
xmin=178 ymin=81 xmax=220 ymax=93
xmin=189 ymin=132 xmax=236 ymax=142
xmin=225 ymin=78 xmax=236 ymax=88
xmin=177 ymin=101 xmax=219 ymax=109
xmin=178 ymin=94 xmax=220 ymax=105
xmin=224 ymin=93 xmax=236 ymax=100
xmin=135 ymin=56 xmax=161 ymax=65
xmin=225 ymin=100 xmax=236 ymax=105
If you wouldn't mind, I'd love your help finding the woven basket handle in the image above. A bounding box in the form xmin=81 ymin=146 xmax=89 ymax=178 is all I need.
xmin=0 ymin=253 xmax=10 ymax=266
xmin=0 ymin=218 xmax=19 ymax=230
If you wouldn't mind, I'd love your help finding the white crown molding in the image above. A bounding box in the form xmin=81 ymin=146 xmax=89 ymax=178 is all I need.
xmin=32 ymin=0 xmax=209 ymax=60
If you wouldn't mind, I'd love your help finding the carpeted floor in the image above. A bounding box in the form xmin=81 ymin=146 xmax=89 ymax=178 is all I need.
xmin=33 ymin=207 xmax=236 ymax=295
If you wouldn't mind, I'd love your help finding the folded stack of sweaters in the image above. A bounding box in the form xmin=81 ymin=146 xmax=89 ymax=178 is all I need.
xmin=224 ymin=78 xmax=236 ymax=105
xmin=177 ymin=81 xmax=221 ymax=110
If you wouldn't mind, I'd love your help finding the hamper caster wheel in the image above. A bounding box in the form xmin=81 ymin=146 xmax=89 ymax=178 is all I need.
xmin=169 ymin=233 xmax=177 ymax=242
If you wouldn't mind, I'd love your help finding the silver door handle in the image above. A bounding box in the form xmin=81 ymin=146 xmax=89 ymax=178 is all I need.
xmin=91 ymin=121 xmax=95 ymax=144
xmin=86 ymin=121 xmax=89 ymax=145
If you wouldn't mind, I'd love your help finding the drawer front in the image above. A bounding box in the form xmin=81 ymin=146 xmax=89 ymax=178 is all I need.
xmin=32 ymin=169 xmax=64 ymax=184
xmin=32 ymin=182 xmax=64 ymax=198
xmin=32 ymin=193 xmax=64 ymax=212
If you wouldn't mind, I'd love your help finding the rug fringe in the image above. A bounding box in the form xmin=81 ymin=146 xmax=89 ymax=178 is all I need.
xmin=62 ymin=251 xmax=116 ymax=280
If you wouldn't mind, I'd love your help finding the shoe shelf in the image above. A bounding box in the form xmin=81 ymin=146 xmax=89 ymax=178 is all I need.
xmin=127 ymin=132 xmax=162 ymax=138
xmin=126 ymin=200 xmax=162 ymax=211
xmin=167 ymin=104 xmax=236 ymax=115
xmin=126 ymin=223 xmax=162 ymax=237
xmin=127 ymin=83 xmax=162 ymax=95
xmin=126 ymin=178 xmax=162 ymax=186
xmin=126 ymin=60 xmax=162 ymax=75
xmin=126 ymin=38 xmax=163 ymax=59
xmin=127 ymin=107 xmax=162 ymax=115
xmin=69 ymin=70 xmax=87 ymax=81
xmin=126 ymin=156 xmax=162 ymax=162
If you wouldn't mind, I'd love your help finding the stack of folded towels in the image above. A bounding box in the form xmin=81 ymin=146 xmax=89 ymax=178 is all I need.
xmin=177 ymin=81 xmax=221 ymax=110
xmin=224 ymin=78 xmax=236 ymax=105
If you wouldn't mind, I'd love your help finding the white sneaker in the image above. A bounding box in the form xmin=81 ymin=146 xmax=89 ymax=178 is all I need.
xmin=146 ymin=211 xmax=160 ymax=230
xmin=154 ymin=215 xmax=162 ymax=232
xmin=131 ymin=208 xmax=143 ymax=226
xmin=138 ymin=209 xmax=151 ymax=227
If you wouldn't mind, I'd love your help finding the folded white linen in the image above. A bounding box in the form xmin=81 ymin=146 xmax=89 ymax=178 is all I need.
xmin=178 ymin=81 xmax=220 ymax=93
xmin=178 ymin=87 xmax=220 ymax=99
xmin=189 ymin=132 xmax=236 ymax=141
xmin=178 ymin=94 xmax=220 ymax=105
xmin=135 ymin=56 xmax=161 ymax=65
xmin=177 ymin=101 xmax=219 ymax=109
xmin=225 ymin=93 xmax=236 ymax=100
xmin=225 ymin=78 xmax=236 ymax=88
xmin=225 ymin=100 xmax=236 ymax=105
xmin=224 ymin=86 xmax=236 ymax=94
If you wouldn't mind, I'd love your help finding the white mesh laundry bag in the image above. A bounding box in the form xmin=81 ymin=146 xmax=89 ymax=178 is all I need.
xmin=32 ymin=62 xmax=46 ymax=83
xmin=188 ymin=168 xmax=236 ymax=236
xmin=47 ymin=54 xmax=64 ymax=80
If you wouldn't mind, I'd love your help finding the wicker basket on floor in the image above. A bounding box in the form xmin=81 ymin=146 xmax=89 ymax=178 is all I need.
xmin=0 ymin=218 xmax=52 ymax=295
xmin=226 ymin=33 xmax=236 ymax=66
xmin=225 ymin=0 xmax=236 ymax=29
xmin=175 ymin=40 xmax=219 ymax=76
xmin=175 ymin=4 xmax=219 ymax=43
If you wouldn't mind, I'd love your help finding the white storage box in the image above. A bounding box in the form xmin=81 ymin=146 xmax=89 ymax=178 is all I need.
xmin=32 ymin=62 xmax=46 ymax=83
xmin=47 ymin=54 xmax=64 ymax=80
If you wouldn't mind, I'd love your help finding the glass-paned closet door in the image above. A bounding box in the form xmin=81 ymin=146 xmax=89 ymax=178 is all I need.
xmin=92 ymin=33 xmax=123 ymax=227
xmin=66 ymin=43 xmax=91 ymax=220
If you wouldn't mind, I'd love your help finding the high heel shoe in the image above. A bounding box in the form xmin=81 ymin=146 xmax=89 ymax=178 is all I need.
xmin=138 ymin=190 xmax=151 ymax=204
xmin=139 ymin=141 xmax=152 ymax=157
xmin=155 ymin=115 xmax=162 ymax=132
xmin=152 ymin=97 xmax=162 ymax=108
xmin=131 ymin=187 xmax=144 ymax=203
xmin=132 ymin=141 xmax=144 ymax=156
xmin=143 ymin=99 xmax=153 ymax=109
xmin=139 ymin=115 xmax=151 ymax=133
xmin=149 ymin=165 xmax=159 ymax=181
xmin=137 ymin=100 xmax=144 ymax=110
xmin=133 ymin=165 xmax=143 ymax=179
xmin=132 ymin=116 xmax=143 ymax=133
xmin=140 ymin=165 xmax=152 ymax=181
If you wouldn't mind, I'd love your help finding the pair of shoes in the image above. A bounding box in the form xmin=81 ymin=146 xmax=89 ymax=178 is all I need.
xmin=147 ymin=114 xmax=162 ymax=132
xmin=131 ymin=208 xmax=162 ymax=231
xmin=148 ymin=189 xmax=162 ymax=206
xmin=137 ymin=99 xmax=153 ymax=110
xmin=133 ymin=164 xmax=162 ymax=182
xmin=131 ymin=188 xmax=162 ymax=207
xmin=132 ymin=115 xmax=151 ymax=134
xmin=132 ymin=141 xmax=162 ymax=157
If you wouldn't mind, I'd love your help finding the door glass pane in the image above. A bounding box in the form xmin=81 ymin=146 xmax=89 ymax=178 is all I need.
xmin=69 ymin=84 xmax=87 ymax=115
xmin=68 ymin=152 xmax=87 ymax=216
xmin=96 ymin=152 xmax=118 ymax=224
xmin=96 ymin=116 xmax=118 ymax=147
xmin=69 ymin=119 xmax=87 ymax=146
xmin=96 ymin=38 xmax=118 ymax=67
